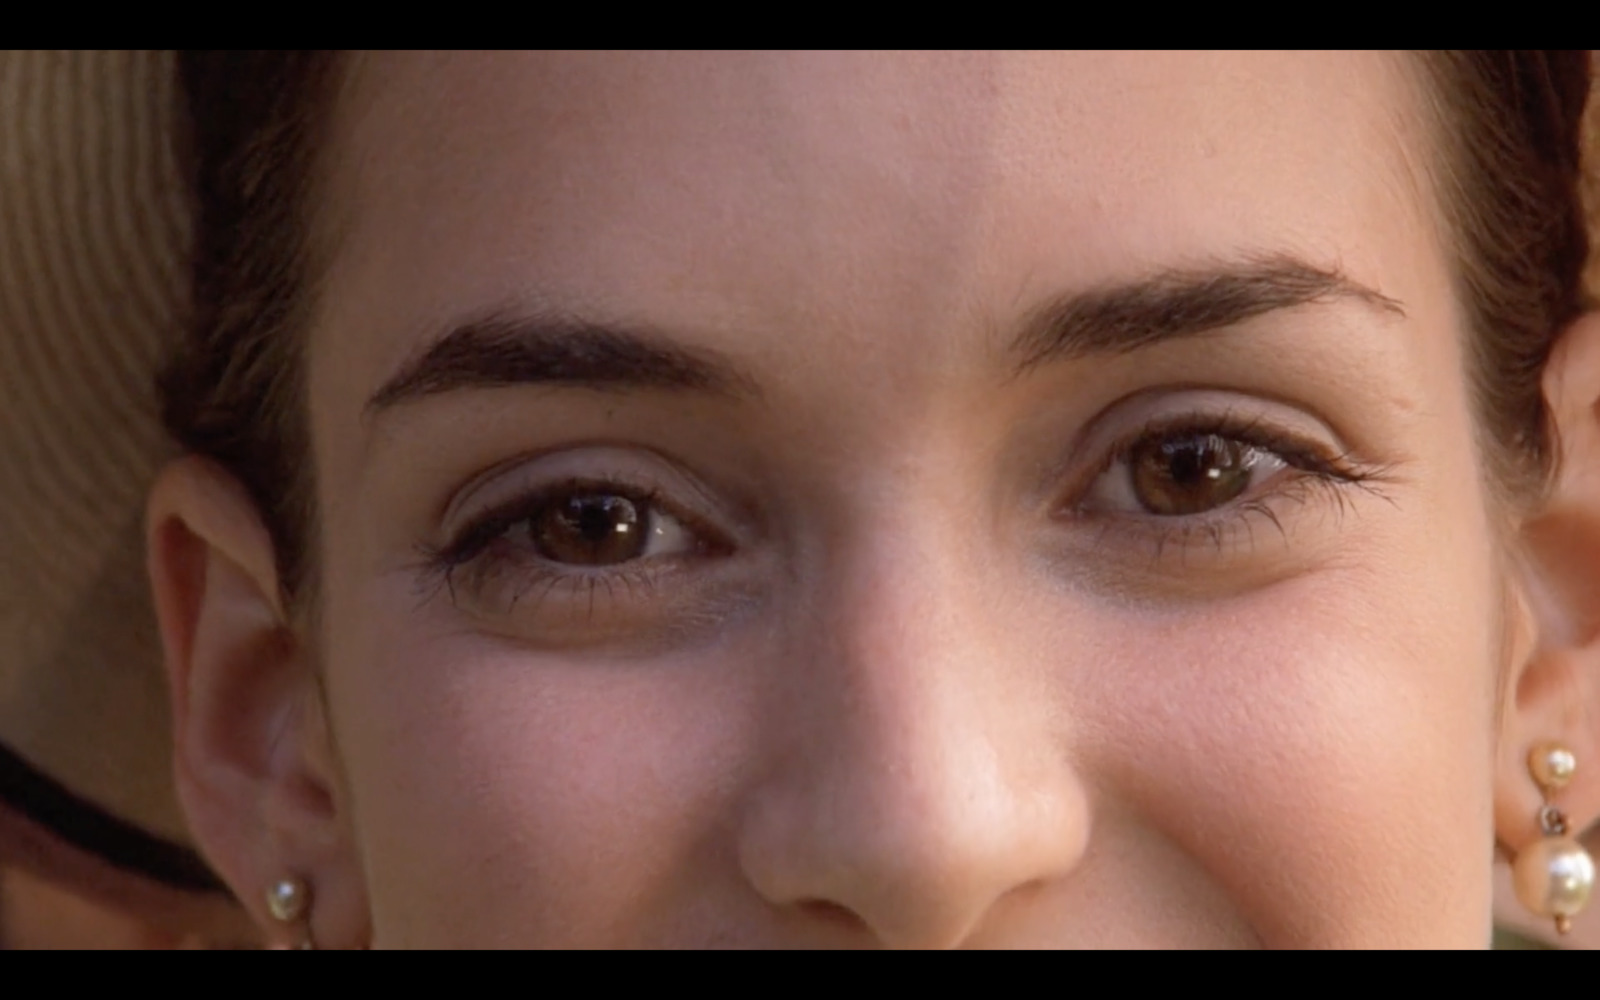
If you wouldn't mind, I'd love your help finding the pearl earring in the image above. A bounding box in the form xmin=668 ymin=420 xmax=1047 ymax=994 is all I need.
xmin=266 ymin=876 xmax=316 ymax=950
xmin=1513 ymin=742 xmax=1596 ymax=936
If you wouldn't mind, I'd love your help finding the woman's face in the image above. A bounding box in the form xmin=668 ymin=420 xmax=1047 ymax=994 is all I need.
xmin=300 ymin=52 xmax=1504 ymax=947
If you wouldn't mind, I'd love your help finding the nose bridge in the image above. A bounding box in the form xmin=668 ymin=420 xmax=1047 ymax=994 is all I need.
xmin=738 ymin=495 xmax=1090 ymax=948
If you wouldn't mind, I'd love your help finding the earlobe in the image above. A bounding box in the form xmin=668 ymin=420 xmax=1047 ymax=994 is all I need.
xmin=145 ymin=456 xmax=366 ymax=948
xmin=1497 ymin=311 xmax=1600 ymax=934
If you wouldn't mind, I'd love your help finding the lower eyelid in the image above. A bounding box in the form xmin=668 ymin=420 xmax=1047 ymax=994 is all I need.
xmin=424 ymin=539 xmax=764 ymax=646
xmin=422 ymin=490 xmax=742 ymax=616
xmin=1082 ymin=469 xmax=1353 ymax=538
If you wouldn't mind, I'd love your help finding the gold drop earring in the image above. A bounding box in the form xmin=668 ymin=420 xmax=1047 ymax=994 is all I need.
xmin=1513 ymin=742 xmax=1596 ymax=936
xmin=266 ymin=876 xmax=316 ymax=950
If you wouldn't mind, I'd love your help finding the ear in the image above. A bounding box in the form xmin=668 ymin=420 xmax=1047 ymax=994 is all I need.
xmin=1498 ymin=311 xmax=1600 ymax=873
xmin=145 ymin=456 xmax=369 ymax=949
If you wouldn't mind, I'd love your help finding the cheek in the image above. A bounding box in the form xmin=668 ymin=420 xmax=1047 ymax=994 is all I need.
xmin=1066 ymin=522 xmax=1499 ymax=945
xmin=320 ymin=603 xmax=764 ymax=947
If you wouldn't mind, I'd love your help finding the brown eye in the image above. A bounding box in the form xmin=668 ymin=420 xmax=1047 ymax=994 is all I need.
xmin=528 ymin=493 xmax=683 ymax=566
xmin=1082 ymin=430 xmax=1287 ymax=518
xmin=1125 ymin=434 xmax=1259 ymax=515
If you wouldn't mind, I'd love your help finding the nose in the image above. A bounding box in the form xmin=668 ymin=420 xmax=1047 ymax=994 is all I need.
xmin=736 ymin=530 xmax=1091 ymax=949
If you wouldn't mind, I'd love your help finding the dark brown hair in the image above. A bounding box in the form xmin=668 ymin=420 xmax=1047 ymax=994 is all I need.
xmin=164 ymin=51 xmax=1595 ymax=602
xmin=166 ymin=51 xmax=343 ymax=601
xmin=1418 ymin=52 xmax=1594 ymax=500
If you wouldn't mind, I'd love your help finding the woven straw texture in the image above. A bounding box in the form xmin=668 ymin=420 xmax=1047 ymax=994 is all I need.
xmin=0 ymin=50 xmax=190 ymax=845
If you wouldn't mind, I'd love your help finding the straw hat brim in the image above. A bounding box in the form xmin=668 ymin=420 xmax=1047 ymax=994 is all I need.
xmin=0 ymin=49 xmax=244 ymax=931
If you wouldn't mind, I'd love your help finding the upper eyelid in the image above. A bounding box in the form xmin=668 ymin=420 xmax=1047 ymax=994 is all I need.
xmin=1100 ymin=420 xmax=1332 ymax=476
xmin=1066 ymin=386 xmax=1349 ymax=465
xmin=440 ymin=479 xmax=662 ymax=558
xmin=438 ymin=445 xmax=742 ymax=544
xmin=1046 ymin=395 xmax=1347 ymax=508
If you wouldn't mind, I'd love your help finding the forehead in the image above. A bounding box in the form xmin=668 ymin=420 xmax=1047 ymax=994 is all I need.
xmin=311 ymin=51 xmax=1439 ymax=420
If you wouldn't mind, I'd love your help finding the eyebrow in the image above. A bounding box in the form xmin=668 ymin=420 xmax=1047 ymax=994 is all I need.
xmin=368 ymin=254 xmax=1405 ymax=412
xmin=369 ymin=313 xmax=762 ymax=411
xmin=1008 ymin=253 xmax=1405 ymax=373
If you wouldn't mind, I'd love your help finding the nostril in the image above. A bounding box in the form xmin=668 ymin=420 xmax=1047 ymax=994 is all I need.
xmin=795 ymin=898 xmax=867 ymax=932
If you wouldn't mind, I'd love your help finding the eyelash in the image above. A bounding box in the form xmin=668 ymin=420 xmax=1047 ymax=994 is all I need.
xmin=416 ymin=477 xmax=722 ymax=615
xmin=418 ymin=414 xmax=1394 ymax=615
xmin=1066 ymin=411 xmax=1394 ymax=557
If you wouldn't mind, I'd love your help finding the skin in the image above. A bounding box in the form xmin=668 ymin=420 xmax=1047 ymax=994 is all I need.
xmin=0 ymin=869 xmax=214 ymax=950
xmin=148 ymin=52 xmax=1600 ymax=948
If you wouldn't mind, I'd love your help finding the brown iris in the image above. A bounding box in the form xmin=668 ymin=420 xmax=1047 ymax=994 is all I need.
xmin=531 ymin=494 xmax=649 ymax=565
xmin=1127 ymin=433 xmax=1255 ymax=515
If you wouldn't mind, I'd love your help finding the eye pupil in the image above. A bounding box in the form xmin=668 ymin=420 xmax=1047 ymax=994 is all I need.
xmin=535 ymin=494 xmax=647 ymax=565
xmin=1130 ymin=434 xmax=1253 ymax=515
